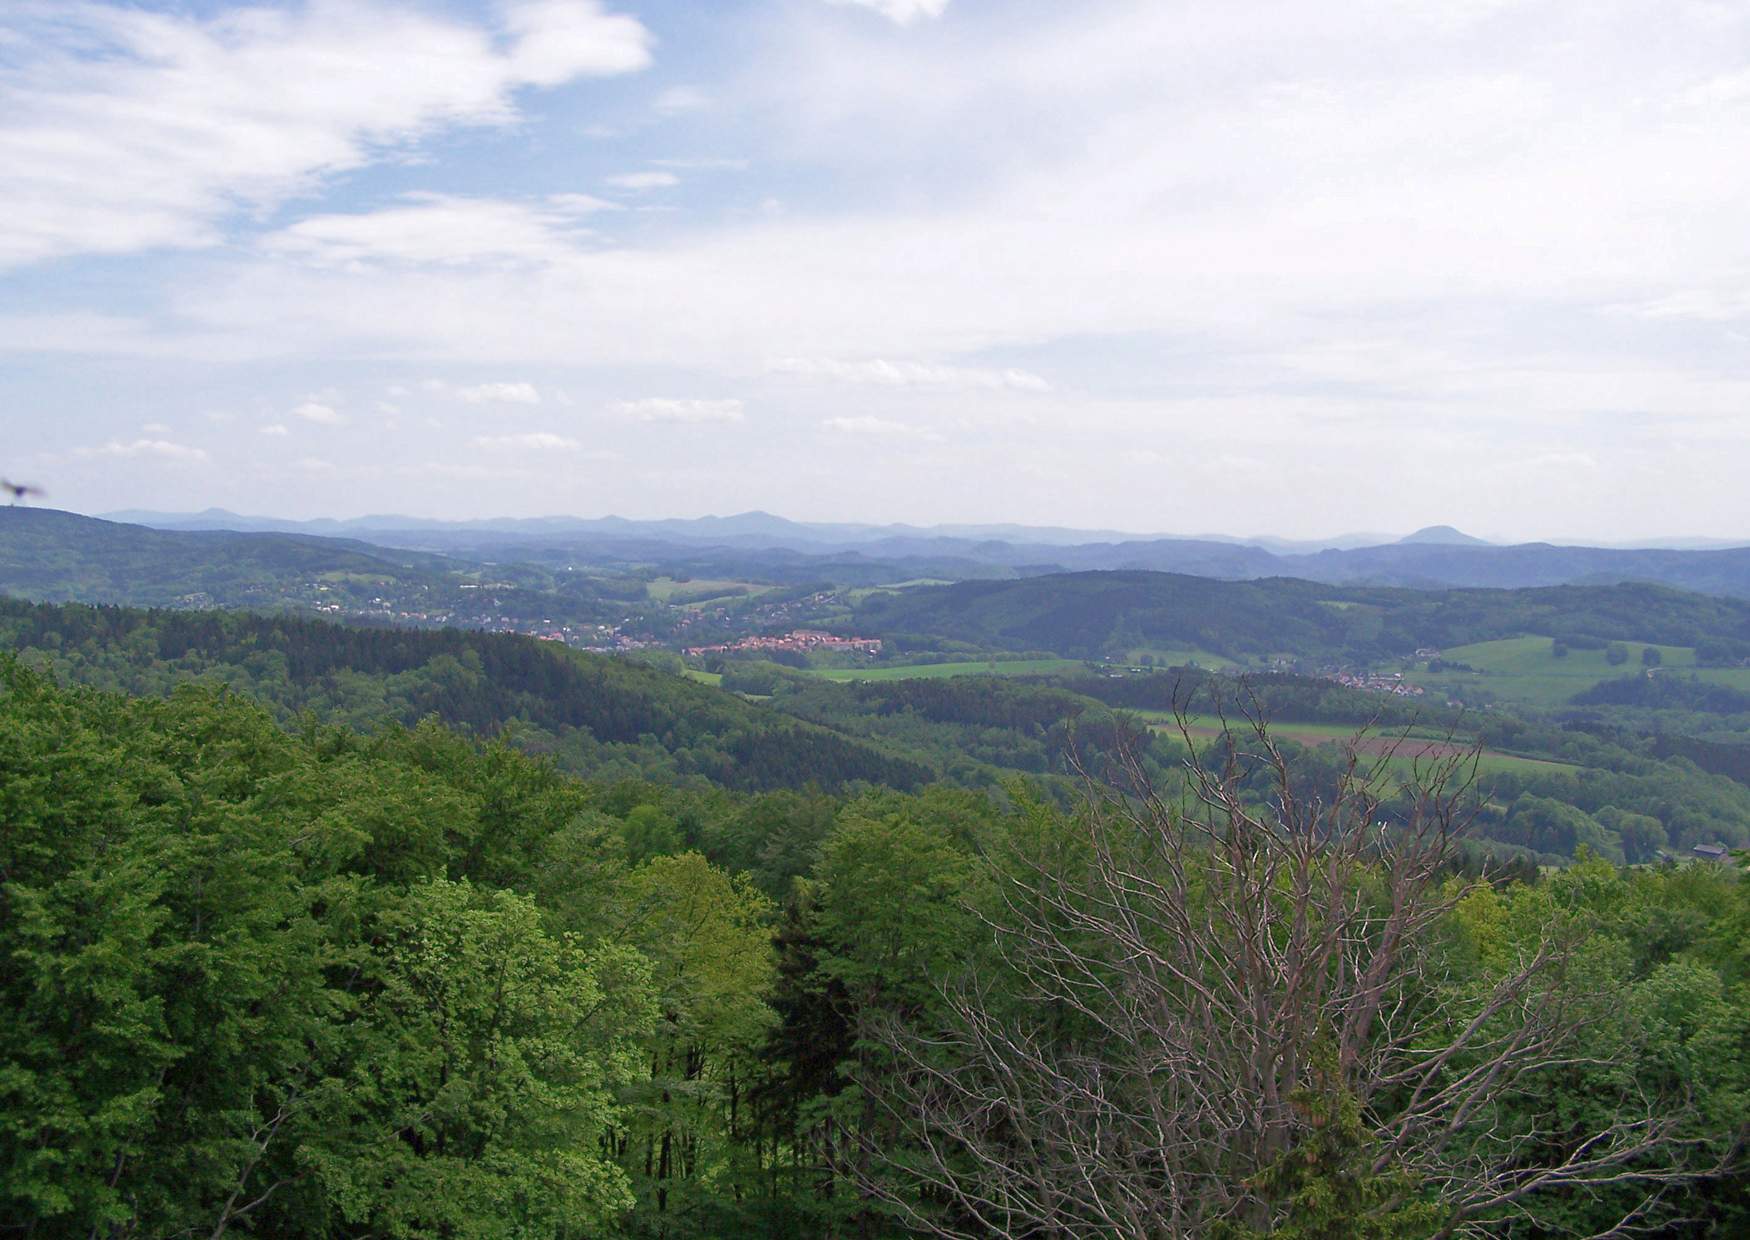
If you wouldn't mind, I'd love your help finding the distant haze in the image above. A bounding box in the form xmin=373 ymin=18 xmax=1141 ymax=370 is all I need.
xmin=5 ymin=1 xmax=1750 ymax=540
xmin=95 ymin=508 xmax=1750 ymax=556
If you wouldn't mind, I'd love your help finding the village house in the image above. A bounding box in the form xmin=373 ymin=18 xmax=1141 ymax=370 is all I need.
xmin=685 ymin=629 xmax=883 ymax=658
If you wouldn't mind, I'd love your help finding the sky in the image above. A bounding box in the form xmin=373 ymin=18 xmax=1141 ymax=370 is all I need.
xmin=4 ymin=0 xmax=1750 ymax=541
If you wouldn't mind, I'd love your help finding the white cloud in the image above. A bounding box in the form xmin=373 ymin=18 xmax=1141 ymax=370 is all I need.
xmin=653 ymin=85 xmax=710 ymax=114
xmin=292 ymin=401 xmax=345 ymax=425
xmin=502 ymin=0 xmax=653 ymax=86
xmin=614 ymin=397 xmax=745 ymax=423
xmin=769 ymin=357 xmax=1049 ymax=391
xmin=264 ymin=194 xmax=605 ymax=268
xmin=79 ymin=438 xmax=209 ymax=462
xmin=0 ymin=1 xmax=651 ymax=267
xmin=455 ymin=381 xmax=542 ymax=405
xmin=651 ymin=156 xmax=750 ymax=171
xmin=140 ymin=421 xmax=169 ymax=433
xmin=1614 ymin=287 xmax=1750 ymax=323
xmin=1680 ymin=70 xmax=1750 ymax=110
xmin=821 ymin=414 xmax=941 ymax=440
xmin=23 ymin=0 xmax=1750 ymax=536
xmin=824 ymin=0 xmax=951 ymax=25
xmin=471 ymin=431 xmax=583 ymax=450
xmin=259 ymin=423 xmax=290 ymax=437
xmin=546 ymin=193 xmax=622 ymax=213
xmin=605 ymin=171 xmax=680 ymax=190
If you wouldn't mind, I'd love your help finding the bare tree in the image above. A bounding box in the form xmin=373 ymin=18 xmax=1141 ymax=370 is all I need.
xmin=858 ymin=704 xmax=1730 ymax=1238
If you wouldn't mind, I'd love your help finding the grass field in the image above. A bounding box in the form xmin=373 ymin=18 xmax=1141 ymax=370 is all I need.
xmin=645 ymin=577 xmax=772 ymax=607
xmin=804 ymin=658 xmax=1091 ymax=683
xmin=682 ymin=669 xmax=723 ymax=687
xmin=1120 ymin=646 xmax=1244 ymax=671
xmin=1138 ymin=710 xmax=1576 ymax=776
xmin=845 ymin=578 xmax=956 ymax=603
xmin=1405 ymin=635 xmax=1750 ymax=709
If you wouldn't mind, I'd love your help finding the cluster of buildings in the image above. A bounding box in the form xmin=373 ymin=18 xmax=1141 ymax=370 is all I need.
xmin=1329 ymin=670 xmax=1427 ymax=697
xmin=684 ymin=628 xmax=883 ymax=658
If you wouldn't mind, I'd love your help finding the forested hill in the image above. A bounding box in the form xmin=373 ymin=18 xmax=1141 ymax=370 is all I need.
xmin=106 ymin=507 xmax=1750 ymax=596
xmin=0 ymin=599 xmax=928 ymax=792
xmin=854 ymin=570 xmax=1750 ymax=661
xmin=4 ymin=651 xmax=1746 ymax=1238
xmin=0 ymin=506 xmax=459 ymax=606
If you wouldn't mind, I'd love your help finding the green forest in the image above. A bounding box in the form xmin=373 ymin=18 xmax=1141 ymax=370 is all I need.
xmin=13 ymin=0 xmax=1750 ymax=1231
xmin=0 ymin=600 xmax=930 ymax=794
xmin=3 ymin=593 xmax=1750 ymax=1237
xmin=3 ymin=651 xmax=1747 ymax=1237
xmin=10 ymin=598 xmax=1750 ymax=866
xmin=853 ymin=572 xmax=1750 ymax=665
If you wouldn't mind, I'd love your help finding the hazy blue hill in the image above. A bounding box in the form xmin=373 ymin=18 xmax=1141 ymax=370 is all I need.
xmin=1292 ymin=542 xmax=1750 ymax=596
xmin=1397 ymin=524 xmax=1490 ymax=546
xmin=855 ymin=571 xmax=1357 ymax=659
xmin=90 ymin=507 xmax=1750 ymax=598
xmin=854 ymin=570 xmax=1750 ymax=661
xmin=0 ymin=507 xmax=459 ymax=606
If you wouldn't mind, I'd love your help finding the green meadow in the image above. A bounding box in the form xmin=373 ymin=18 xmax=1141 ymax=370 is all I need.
xmin=845 ymin=578 xmax=957 ymax=603
xmin=644 ymin=577 xmax=773 ymax=606
xmin=1407 ymin=635 xmax=1750 ymax=709
xmin=1119 ymin=646 xmax=1245 ymax=670
xmin=804 ymin=657 xmax=1091 ymax=683
xmin=1138 ymin=710 xmax=1576 ymax=777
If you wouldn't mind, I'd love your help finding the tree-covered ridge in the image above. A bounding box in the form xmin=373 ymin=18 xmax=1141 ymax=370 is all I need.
xmin=855 ymin=571 xmax=1750 ymax=662
xmin=0 ymin=506 xmax=457 ymax=604
xmin=9 ymin=597 xmax=1750 ymax=863
xmin=0 ymin=508 xmax=640 ymax=635
xmin=0 ymin=599 xmax=929 ymax=793
xmin=93 ymin=507 xmax=1750 ymax=598
xmin=0 ymin=657 xmax=983 ymax=1237
xmin=1 ymin=661 xmax=1745 ymax=1237
xmin=758 ymin=664 xmax=1750 ymax=861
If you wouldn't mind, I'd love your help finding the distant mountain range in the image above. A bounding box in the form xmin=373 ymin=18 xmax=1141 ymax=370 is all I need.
xmin=103 ymin=506 xmax=1405 ymax=552
xmin=0 ymin=506 xmax=459 ymax=608
xmin=90 ymin=508 xmax=1750 ymax=599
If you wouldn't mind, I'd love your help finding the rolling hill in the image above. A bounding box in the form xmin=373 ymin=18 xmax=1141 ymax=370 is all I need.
xmin=0 ymin=598 xmax=929 ymax=792
xmin=851 ymin=571 xmax=1750 ymax=664
xmin=104 ymin=507 xmax=1750 ymax=598
xmin=0 ymin=506 xmax=459 ymax=606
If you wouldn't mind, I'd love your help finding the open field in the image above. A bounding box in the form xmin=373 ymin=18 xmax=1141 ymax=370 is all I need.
xmin=1120 ymin=646 xmax=1245 ymax=671
xmin=315 ymin=570 xmax=397 ymax=584
xmin=1405 ymin=635 xmax=1750 ymax=709
xmin=1139 ymin=711 xmax=1577 ymax=776
xmin=644 ymin=577 xmax=773 ymax=606
xmin=804 ymin=657 xmax=1091 ymax=683
xmin=845 ymin=578 xmax=956 ymax=603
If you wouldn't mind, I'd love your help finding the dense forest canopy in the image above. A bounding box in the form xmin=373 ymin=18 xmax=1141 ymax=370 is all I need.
xmin=853 ymin=571 xmax=1750 ymax=662
xmin=0 ymin=599 xmax=929 ymax=793
xmin=8 ymin=597 xmax=1750 ymax=863
xmin=2 ymin=659 xmax=1745 ymax=1237
xmin=5 ymin=555 xmax=1750 ymax=1236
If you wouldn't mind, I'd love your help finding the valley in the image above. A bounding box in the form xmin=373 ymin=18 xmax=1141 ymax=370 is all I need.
xmin=12 ymin=8 xmax=1750 ymax=1232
